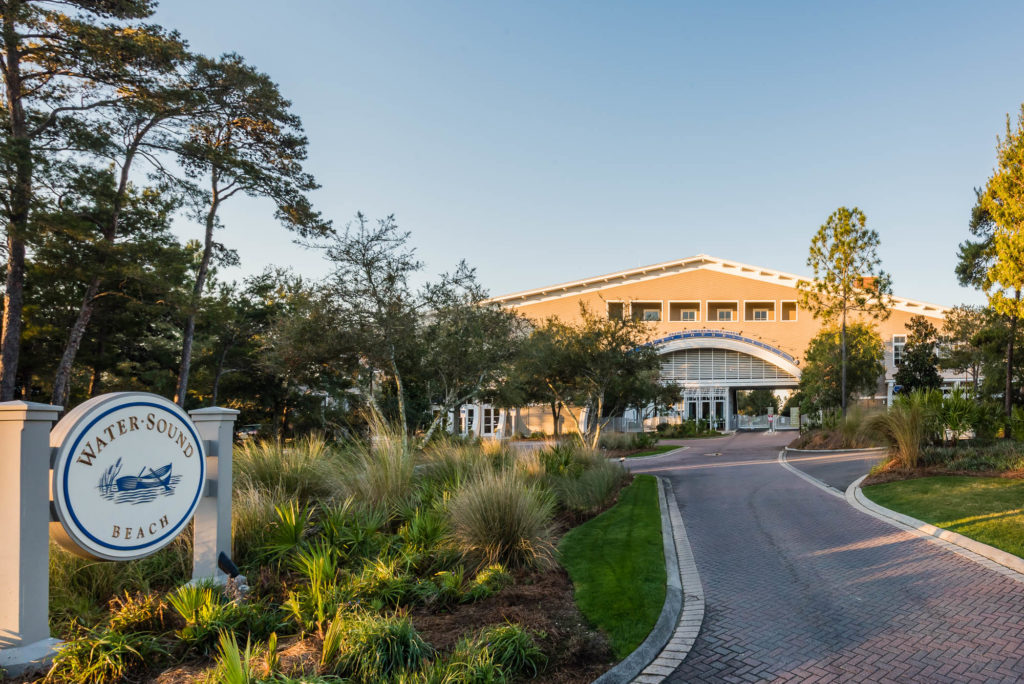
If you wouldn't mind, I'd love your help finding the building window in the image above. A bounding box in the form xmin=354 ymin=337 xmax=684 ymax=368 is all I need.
xmin=893 ymin=335 xmax=906 ymax=366
xmin=607 ymin=302 xmax=624 ymax=319
xmin=643 ymin=309 xmax=660 ymax=321
xmin=681 ymin=310 xmax=696 ymax=322
xmin=753 ymin=309 xmax=768 ymax=321
xmin=718 ymin=309 xmax=733 ymax=322
xmin=481 ymin=407 xmax=499 ymax=435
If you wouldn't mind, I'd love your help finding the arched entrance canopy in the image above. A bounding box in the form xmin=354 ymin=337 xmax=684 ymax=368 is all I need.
xmin=649 ymin=330 xmax=801 ymax=386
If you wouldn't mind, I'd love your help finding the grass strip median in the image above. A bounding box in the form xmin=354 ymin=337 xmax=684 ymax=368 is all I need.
xmin=558 ymin=474 xmax=666 ymax=659
xmin=628 ymin=444 xmax=681 ymax=458
xmin=862 ymin=475 xmax=1024 ymax=559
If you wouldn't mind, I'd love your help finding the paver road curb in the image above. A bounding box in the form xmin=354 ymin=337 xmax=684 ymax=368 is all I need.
xmin=776 ymin=451 xmax=845 ymax=498
xmin=592 ymin=477 xmax=705 ymax=684
xmin=783 ymin=446 xmax=890 ymax=454
xmin=846 ymin=475 xmax=1024 ymax=583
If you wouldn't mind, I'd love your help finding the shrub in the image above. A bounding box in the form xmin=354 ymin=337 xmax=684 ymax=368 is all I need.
xmin=321 ymin=497 xmax=388 ymax=560
xmin=46 ymin=625 xmax=165 ymax=683
xmin=49 ymin=535 xmax=190 ymax=635
xmin=207 ymin=631 xmax=263 ymax=684
xmin=539 ymin=443 xmax=585 ymax=477
xmin=106 ymin=592 xmax=167 ymax=633
xmin=478 ymin=622 xmax=547 ymax=679
xmin=466 ymin=563 xmax=513 ymax=601
xmin=349 ymin=553 xmax=419 ymax=608
xmin=551 ymin=461 xmax=626 ymax=518
xmin=941 ymin=389 xmax=976 ymax=445
xmin=448 ymin=469 xmax=555 ymax=569
xmin=234 ymin=435 xmax=341 ymax=503
xmin=341 ymin=430 xmax=417 ymax=519
xmin=257 ymin=501 xmax=314 ymax=567
xmin=326 ymin=612 xmax=433 ymax=682
xmin=167 ymin=583 xmax=280 ymax=654
xmin=868 ymin=400 xmax=929 ymax=469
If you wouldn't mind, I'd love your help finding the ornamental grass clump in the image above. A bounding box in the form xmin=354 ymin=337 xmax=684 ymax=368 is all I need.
xmin=234 ymin=434 xmax=341 ymax=503
xmin=868 ymin=400 xmax=929 ymax=469
xmin=448 ymin=468 xmax=555 ymax=569
xmin=551 ymin=460 xmax=627 ymax=518
xmin=341 ymin=427 xmax=417 ymax=519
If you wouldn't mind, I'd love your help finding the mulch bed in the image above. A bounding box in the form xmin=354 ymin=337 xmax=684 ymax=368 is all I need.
xmin=411 ymin=566 xmax=614 ymax=683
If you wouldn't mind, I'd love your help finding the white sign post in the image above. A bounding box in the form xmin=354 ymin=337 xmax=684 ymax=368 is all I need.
xmin=189 ymin=406 xmax=239 ymax=583
xmin=0 ymin=392 xmax=238 ymax=677
xmin=0 ymin=401 xmax=62 ymax=678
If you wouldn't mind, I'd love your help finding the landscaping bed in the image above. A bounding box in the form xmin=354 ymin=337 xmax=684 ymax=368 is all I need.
xmin=28 ymin=435 xmax=638 ymax=684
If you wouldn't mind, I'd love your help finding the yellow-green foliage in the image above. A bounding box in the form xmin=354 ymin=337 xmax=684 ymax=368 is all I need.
xmin=448 ymin=468 xmax=555 ymax=569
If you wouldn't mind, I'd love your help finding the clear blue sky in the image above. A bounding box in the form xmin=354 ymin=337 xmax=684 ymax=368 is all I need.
xmin=152 ymin=1 xmax=1024 ymax=307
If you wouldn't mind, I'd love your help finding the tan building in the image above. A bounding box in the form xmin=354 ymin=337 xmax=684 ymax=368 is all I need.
xmin=480 ymin=254 xmax=960 ymax=434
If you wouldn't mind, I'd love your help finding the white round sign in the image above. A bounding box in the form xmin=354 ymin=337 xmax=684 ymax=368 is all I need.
xmin=50 ymin=392 xmax=205 ymax=560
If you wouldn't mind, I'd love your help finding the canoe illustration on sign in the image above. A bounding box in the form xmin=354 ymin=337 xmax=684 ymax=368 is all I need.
xmin=98 ymin=457 xmax=181 ymax=505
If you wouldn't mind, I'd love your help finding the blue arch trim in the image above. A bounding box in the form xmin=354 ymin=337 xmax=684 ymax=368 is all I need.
xmin=648 ymin=330 xmax=797 ymax=364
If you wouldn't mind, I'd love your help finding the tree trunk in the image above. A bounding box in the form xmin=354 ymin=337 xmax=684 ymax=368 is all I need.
xmin=840 ymin=309 xmax=848 ymax=417
xmin=279 ymin=400 xmax=289 ymax=440
xmin=0 ymin=11 xmax=29 ymax=401
xmin=51 ymin=277 xmax=102 ymax=406
xmin=51 ymin=120 xmax=149 ymax=408
xmin=389 ymin=353 xmax=407 ymax=439
xmin=211 ymin=343 xmax=230 ymax=406
xmin=589 ymin=395 xmax=605 ymax=449
xmin=1006 ymin=294 xmax=1018 ymax=439
xmin=174 ymin=191 xmax=220 ymax=407
xmin=549 ymin=400 xmax=561 ymax=438
xmin=88 ymin=329 xmax=106 ymax=397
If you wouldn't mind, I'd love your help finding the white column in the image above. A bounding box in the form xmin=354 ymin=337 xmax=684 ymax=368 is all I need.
xmin=0 ymin=401 xmax=62 ymax=677
xmin=188 ymin=407 xmax=239 ymax=583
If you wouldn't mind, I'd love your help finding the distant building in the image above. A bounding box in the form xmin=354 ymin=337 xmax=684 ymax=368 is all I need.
xmin=461 ymin=255 xmax=961 ymax=436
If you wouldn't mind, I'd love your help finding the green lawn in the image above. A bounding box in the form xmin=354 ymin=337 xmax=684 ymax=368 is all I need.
xmin=862 ymin=476 xmax=1024 ymax=558
xmin=558 ymin=474 xmax=666 ymax=659
xmin=628 ymin=444 xmax=682 ymax=458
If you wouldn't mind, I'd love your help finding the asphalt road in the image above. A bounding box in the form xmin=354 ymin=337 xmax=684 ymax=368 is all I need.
xmin=630 ymin=432 xmax=1024 ymax=683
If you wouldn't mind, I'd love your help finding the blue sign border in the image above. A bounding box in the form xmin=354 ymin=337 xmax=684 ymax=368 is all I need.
xmin=58 ymin=401 xmax=205 ymax=552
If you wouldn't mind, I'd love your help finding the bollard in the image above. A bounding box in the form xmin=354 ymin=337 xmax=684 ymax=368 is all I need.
xmin=0 ymin=401 xmax=62 ymax=677
xmin=188 ymin=407 xmax=239 ymax=583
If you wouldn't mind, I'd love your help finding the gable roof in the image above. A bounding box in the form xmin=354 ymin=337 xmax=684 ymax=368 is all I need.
xmin=486 ymin=254 xmax=949 ymax=317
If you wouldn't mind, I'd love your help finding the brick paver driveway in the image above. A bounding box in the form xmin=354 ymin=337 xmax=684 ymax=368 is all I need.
xmin=630 ymin=432 xmax=1024 ymax=683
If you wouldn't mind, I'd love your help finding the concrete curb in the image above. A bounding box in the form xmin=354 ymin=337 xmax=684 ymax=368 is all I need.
xmin=615 ymin=446 xmax=690 ymax=463
xmin=592 ymin=477 xmax=705 ymax=684
xmin=784 ymin=446 xmax=890 ymax=454
xmin=592 ymin=477 xmax=682 ymax=684
xmin=777 ymin=451 xmax=845 ymax=498
xmin=633 ymin=479 xmax=705 ymax=683
xmin=846 ymin=476 xmax=1024 ymax=583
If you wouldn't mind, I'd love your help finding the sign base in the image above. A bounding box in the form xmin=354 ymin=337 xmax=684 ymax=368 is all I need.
xmin=0 ymin=637 xmax=62 ymax=678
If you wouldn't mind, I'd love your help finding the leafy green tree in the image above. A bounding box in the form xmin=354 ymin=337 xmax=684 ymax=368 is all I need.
xmin=171 ymin=53 xmax=330 ymax=407
xmin=501 ymin=319 xmax=576 ymax=438
xmin=319 ymin=214 xmax=480 ymax=437
xmin=557 ymin=306 xmax=660 ymax=448
xmin=798 ymin=207 xmax=892 ymax=415
xmin=737 ymin=389 xmax=779 ymax=416
xmin=0 ymin=0 xmax=186 ymax=399
xmin=981 ymin=104 xmax=1024 ymax=436
xmin=49 ymin=75 xmax=206 ymax=406
xmin=419 ymin=285 xmax=528 ymax=443
xmin=893 ymin=316 xmax=942 ymax=394
xmin=798 ymin=323 xmax=884 ymax=414
xmin=940 ymin=305 xmax=986 ymax=397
